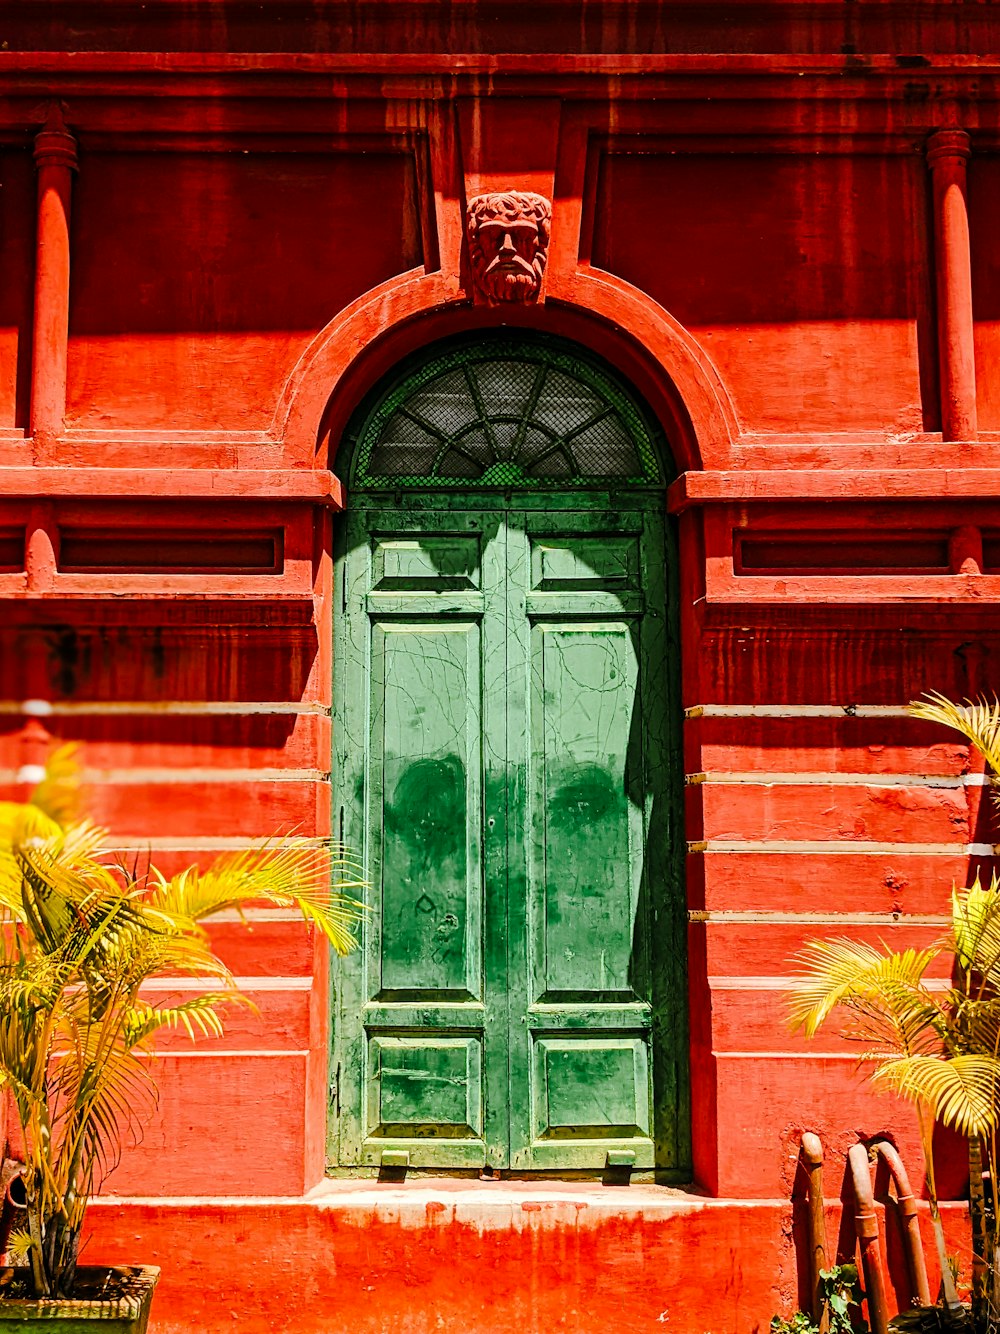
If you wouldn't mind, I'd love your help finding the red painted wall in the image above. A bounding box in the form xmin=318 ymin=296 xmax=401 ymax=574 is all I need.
xmin=67 ymin=151 xmax=423 ymax=434
xmin=2 ymin=3 xmax=999 ymax=1328
xmin=593 ymin=152 xmax=934 ymax=434
xmin=82 ymin=1194 xmax=973 ymax=1334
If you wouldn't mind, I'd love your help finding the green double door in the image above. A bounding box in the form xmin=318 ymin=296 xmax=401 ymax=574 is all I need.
xmin=332 ymin=492 xmax=684 ymax=1173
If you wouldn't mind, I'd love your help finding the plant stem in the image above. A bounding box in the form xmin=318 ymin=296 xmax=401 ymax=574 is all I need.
xmin=971 ymin=1135 xmax=989 ymax=1328
xmin=919 ymin=1105 xmax=964 ymax=1312
xmin=25 ymin=1192 xmax=48 ymax=1298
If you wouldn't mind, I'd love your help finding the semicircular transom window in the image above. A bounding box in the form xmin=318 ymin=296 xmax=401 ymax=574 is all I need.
xmin=351 ymin=338 xmax=663 ymax=487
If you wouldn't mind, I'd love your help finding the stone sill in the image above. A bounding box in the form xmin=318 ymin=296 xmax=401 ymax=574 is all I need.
xmin=91 ymin=1180 xmax=978 ymax=1223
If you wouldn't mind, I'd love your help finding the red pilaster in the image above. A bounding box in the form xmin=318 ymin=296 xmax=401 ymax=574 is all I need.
xmin=928 ymin=128 xmax=977 ymax=442
xmin=30 ymin=105 xmax=77 ymax=446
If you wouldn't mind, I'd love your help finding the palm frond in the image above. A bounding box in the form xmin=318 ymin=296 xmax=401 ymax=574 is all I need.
xmin=48 ymin=1025 xmax=157 ymax=1182
xmin=952 ymin=873 xmax=1000 ymax=978
xmin=11 ymin=816 xmax=125 ymax=956
xmin=873 ymin=1053 xmax=1000 ymax=1136
xmin=841 ymin=995 xmax=947 ymax=1059
xmin=6 ymin=1229 xmax=33 ymax=1264
xmin=112 ymin=925 xmax=229 ymax=991
xmin=951 ymin=993 xmax=1000 ymax=1056
xmin=0 ymin=961 xmax=73 ymax=1015
xmin=0 ymin=843 xmax=26 ymax=920
xmin=57 ymin=821 xmax=116 ymax=874
xmin=16 ymin=851 xmax=81 ymax=955
xmin=148 ymin=839 xmax=367 ymax=955
xmin=787 ymin=938 xmax=941 ymax=1038
xmin=908 ymin=692 xmax=1000 ymax=774
xmin=0 ymin=802 xmax=62 ymax=847
xmin=124 ymin=992 xmax=248 ymax=1047
xmin=0 ymin=811 xmax=113 ymax=928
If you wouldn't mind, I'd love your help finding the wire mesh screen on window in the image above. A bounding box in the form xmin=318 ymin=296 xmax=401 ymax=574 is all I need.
xmin=351 ymin=341 xmax=661 ymax=487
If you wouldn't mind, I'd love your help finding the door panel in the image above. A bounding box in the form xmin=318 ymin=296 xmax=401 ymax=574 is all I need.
xmin=372 ymin=534 xmax=481 ymax=590
xmin=531 ymin=621 xmax=639 ymax=997
xmin=333 ymin=496 xmax=680 ymax=1174
xmin=334 ymin=508 xmax=507 ymax=1169
xmin=530 ymin=534 xmax=640 ymax=591
xmin=532 ymin=1038 xmax=651 ymax=1141
xmin=373 ymin=621 xmax=482 ymax=998
xmin=367 ymin=1036 xmax=484 ymax=1139
xmin=507 ymin=510 xmax=659 ymax=1170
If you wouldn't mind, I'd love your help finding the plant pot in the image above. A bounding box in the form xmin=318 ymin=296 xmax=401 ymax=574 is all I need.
xmin=889 ymin=1306 xmax=972 ymax=1332
xmin=0 ymin=1266 xmax=158 ymax=1332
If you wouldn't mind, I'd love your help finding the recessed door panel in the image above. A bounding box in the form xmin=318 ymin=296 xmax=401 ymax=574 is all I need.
xmin=529 ymin=621 xmax=641 ymax=998
xmin=372 ymin=535 xmax=481 ymax=590
xmin=533 ymin=1037 xmax=651 ymax=1139
xmin=367 ymin=1036 xmax=484 ymax=1138
xmin=371 ymin=621 xmax=483 ymax=999
xmin=530 ymin=535 xmax=639 ymax=591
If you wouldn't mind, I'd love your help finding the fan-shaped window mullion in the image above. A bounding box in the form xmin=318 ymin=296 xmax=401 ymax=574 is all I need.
xmin=429 ymin=438 xmax=461 ymax=476
xmin=526 ymin=439 xmax=579 ymax=475
xmin=351 ymin=337 xmax=663 ymax=488
xmin=509 ymin=364 xmax=549 ymax=467
xmin=461 ymin=364 xmax=499 ymax=463
xmin=398 ymin=406 xmax=450 ymax=443
xmin=560 ymin=406 xmax=615 ymax=446
xmin=437 ymin=439 xmax=488 ymax=475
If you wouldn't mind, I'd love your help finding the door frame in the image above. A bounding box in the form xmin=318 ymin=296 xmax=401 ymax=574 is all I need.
xmin=328 ymin=488 xmax=689 ymax=1180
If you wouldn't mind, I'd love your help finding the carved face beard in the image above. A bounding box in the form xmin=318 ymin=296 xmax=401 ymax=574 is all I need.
xmin=480 ymin=255 xmax=541 ymax=302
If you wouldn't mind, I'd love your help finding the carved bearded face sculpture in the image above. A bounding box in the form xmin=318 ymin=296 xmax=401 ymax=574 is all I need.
xmin=466 ymin=192 xmax=551 ymax=304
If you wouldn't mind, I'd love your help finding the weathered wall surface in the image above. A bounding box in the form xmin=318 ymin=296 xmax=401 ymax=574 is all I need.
xmin=0 ymin=3 xmax=998 ymax=1328
xmin=85 ymin=1191 xmax=973 ymax=1334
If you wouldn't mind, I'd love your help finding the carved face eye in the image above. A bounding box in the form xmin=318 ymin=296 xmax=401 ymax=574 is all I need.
xmin=479 ymin=221 xmax=538 ymax=265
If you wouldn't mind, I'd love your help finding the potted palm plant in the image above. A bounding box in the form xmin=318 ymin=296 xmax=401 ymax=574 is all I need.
xmin=0 ymin=747 xmax=363 ymax=1330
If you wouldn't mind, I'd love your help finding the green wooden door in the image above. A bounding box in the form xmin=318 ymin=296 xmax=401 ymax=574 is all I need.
xmin=332 ymin=492 xmax=685 ymax=1174
xmin=505 ymin=505 xmax=671 ymax=1170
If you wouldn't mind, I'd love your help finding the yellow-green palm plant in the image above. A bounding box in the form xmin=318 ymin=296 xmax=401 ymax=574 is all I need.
xmin=907 ymin=694 xmax=1000 ymax=1330
xmin=0 ymin=750 xmax=364 ymax=1300
xmin=909 ymin=694 xmax=1000 ymax=815
xmin=787 ymin=932 xmax=976 ymax=1318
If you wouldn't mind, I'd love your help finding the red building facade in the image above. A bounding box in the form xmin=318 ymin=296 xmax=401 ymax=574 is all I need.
xmin=0 ymin=4 xmax=994 ymax=1330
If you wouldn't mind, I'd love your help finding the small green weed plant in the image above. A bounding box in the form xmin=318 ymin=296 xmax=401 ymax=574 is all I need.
xmin=770 ymin=1264 xmax=869 ymax=1334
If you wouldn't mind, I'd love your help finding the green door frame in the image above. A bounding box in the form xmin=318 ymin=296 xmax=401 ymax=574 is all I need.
xmin=329 ymin=488 xmax=689 ymax=1179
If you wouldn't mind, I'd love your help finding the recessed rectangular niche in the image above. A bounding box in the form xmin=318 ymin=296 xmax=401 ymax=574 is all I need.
xmin=0 ymin=528 xmax=24 ymax=572
xmin=532 ymin=1036 xmax=650 ymax=1141
xmin=735 ymin=532 xmax=951 ymax=576
xmin=57 ymin=528 xmax=283 ymax=574
xmin=981 ymin=535 xmax=1000 ymax=573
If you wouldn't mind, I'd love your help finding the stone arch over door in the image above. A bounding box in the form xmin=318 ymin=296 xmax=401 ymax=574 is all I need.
xmin=274 ymin=274 xmax=738 ymax=475
xmin=328 ymin=329 xmax=689 ymax=1177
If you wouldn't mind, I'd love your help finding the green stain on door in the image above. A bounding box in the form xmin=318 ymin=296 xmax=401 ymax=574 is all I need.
xmin=384 ymin=755 xmax=467 ymax=986
xmin=332 ymin=494 xmax=687 ymax=1175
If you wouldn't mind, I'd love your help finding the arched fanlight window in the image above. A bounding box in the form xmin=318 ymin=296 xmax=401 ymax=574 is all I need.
xmin=348 ymin=335 xmax=664 ymax=487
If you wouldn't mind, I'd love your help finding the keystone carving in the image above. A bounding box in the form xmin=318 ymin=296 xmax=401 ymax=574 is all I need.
xmin=466 ymin=191 xmax=551 ymax=304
